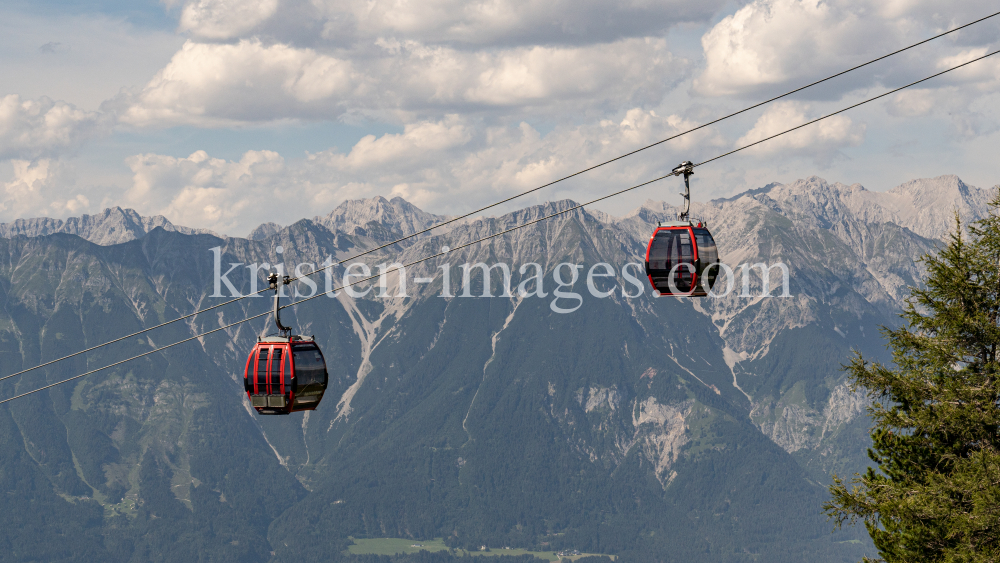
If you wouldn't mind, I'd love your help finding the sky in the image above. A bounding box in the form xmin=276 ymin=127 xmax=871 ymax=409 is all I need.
xmin=1 ymin=0 xmax=998 ymax=237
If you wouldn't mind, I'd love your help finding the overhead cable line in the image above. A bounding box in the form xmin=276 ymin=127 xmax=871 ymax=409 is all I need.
xmin=3 ymin=9 xmax=990 ymax=389
xmin=1 ymin=10 xmax=994 ymax=386
xmin=0 ymin=174 xmax=675 ymax=405
xmin=0 ymin=311 xmax=272 ymax=405
xmin=273 ymin=7 xmax=1000 ymax=287
xmin=0 ymin=292 xmax=255 ymax=385
xmin=4 ymin=47 xmax=998 ymax=405
xmin=695 ymin=48 xmax=1000 ymax=168
xmin=283 ymin=49 xmax=1000 ymax=293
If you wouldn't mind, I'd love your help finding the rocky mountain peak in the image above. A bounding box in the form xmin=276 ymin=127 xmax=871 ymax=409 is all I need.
xmin=0 ymin=206 xmax=216 ymax=245
xmin=624 ymin=200 xmax=679 ymax=224
xmin=852 ymin=174 xmax=988 ymax=240
xmin=694 ymin=174 xmax=991 ymax=242
xmin=4 ymin=171 xmax=991 ymax=562
xmin=248 ymin=222 xmax=282 ymax=240
xmin=889 ymin=174 xmax=969 ymax=197
xmin=314 ymin=195 xmax=446 ymax=236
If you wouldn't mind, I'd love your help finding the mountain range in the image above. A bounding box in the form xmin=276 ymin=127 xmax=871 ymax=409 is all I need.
xmin=0 ymin=174 xmax=992 ymax=563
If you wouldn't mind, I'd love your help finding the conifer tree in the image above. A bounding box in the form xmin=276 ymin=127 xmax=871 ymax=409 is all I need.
xmin=826 ymin=188 xmax=1000 ymax=561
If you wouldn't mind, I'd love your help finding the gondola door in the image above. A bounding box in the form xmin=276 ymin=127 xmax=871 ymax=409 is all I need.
xmin=646 ymin=225 xmax=698 ymax=295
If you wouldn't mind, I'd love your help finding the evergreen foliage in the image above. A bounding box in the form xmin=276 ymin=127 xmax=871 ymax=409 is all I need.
xmin=826 ymin=189 xmax=1000 ymax=561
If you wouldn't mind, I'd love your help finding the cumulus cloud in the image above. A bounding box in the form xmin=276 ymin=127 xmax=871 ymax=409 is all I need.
xmin=173 ymin=0 xmax=725 ymax=45
xmin=121 ymin=37 xmax=680 ymax=126
xmin=0 ymin=95 xmax=105 ymax=160
xmin=334 ymin=0 xmax=727 ymax=45
xmin=0 ymin=159 xmax=91 ymax=221
xmin=694 ymin=0 xmax=1000 ymax=99
xmin=124 ymin=149 xmax=286 ymax=234
xmin=935 ymin=48 xmax=1000 ymax=86
xmin=735 ymin=101 xmax=865 ymax=164
xmin=114 ymin=0 xmax=712 ymax=128
xmin=331 ymin=116 xmax=473 ymax=170
xmin=8 ymin=0 xmax=998 ymax=232
xmin=884 ymin=49 xmax=1000 ymax=137
xmin=119 ymin=40 xmax=359 ymax=126
xmin=179 ymin=0 xmax=279 ymax=39
xmin=886 ymin=88 xmax=938 ymax=117
xmin=116 ymin=109 xmax=724 ymax=235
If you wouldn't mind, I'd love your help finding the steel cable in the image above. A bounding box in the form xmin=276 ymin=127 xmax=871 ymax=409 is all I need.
xmin=2 ymin=29 xmax=998 ymax=402
xmin=3 ymin=11 xmax=994 ymax=386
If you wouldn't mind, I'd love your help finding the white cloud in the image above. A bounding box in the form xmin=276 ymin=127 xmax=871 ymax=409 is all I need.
xmin=119 ymin=40 xmax=360 ymax=126
xmin=356 ymin=0 xmax=727 ymax=44
xmin=735 ymin=101 xmax=865 ymax=164
xmin=0 ymin=159 xmax=91 ymax=221
xmin=5 ymin=0 xmax=998 ymax=231
xmin=112 ymin=0 xmax=713 ymax=128
xmin=696 ymin=0 xmax=864 ymax=97
xmin=121 ymin=37 xmax=681 ymax=126
xmin=694 ymin=0 xmax=1000 ymax=99
xmin=116 ymin=109 xmax=725 ymax=235
xmin=179 ymin=0 xmax=279 ymax=39
xmin=356 ymin=0 xmax=704 ymax=43
xmin=124 ymin=149 xmax=286 ymax=234
xmin=886 ymin=88 xmax=937 ymax=117
xmin=935 ymin=48 xmax=1000 ymax=86
xmin=172 ymin=0 xmax=726 ymax=46
xmin=332 ymin=116 xmax=472 ymax=170
xmin=884 ymin=47 xmax=1000 ymax=137
xmin=0 ymin=95 xmax=105 ymax=160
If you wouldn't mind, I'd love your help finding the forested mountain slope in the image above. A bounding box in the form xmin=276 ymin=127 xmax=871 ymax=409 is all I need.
xmin=0 ymin=174 xmax=990 ymax=562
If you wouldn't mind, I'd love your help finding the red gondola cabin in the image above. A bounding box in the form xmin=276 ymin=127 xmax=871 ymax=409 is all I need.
xmin=243 ymin=272 xmax=330 ymax=415
xmin=644 ymin=221 xmax=720 ymax=296
xmin=244 ymin=336 xmax=328 ymax=415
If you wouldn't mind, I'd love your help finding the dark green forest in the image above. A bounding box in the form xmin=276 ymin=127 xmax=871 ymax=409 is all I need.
xmin=0 ymin=193 xmax=923 ymax=562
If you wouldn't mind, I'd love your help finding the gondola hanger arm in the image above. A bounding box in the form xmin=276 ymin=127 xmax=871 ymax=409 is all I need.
xmin=268 ymin=273 xmax=292 ymax=337
xmin=671 ymin=161 xmax=695 ymax=221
